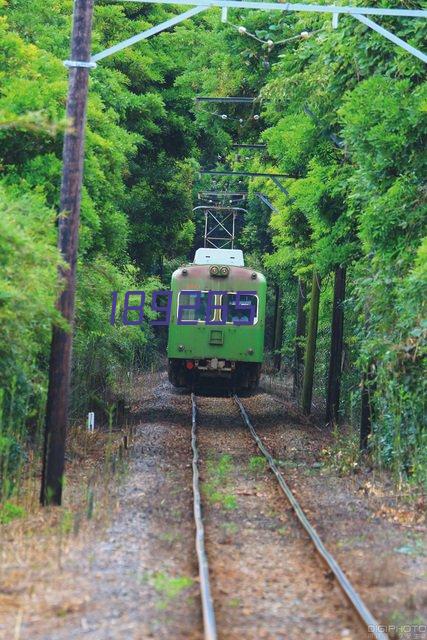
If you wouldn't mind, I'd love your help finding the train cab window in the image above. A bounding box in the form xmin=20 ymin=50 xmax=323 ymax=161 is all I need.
xmin=178 ymin=291 xmax=214 ymax=322
xmin=224 ymin=293 xmax=258 ymax=325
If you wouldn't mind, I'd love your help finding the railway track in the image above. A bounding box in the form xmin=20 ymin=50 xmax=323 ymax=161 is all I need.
xmin=190 ymin=392 xmax=389 ymax=640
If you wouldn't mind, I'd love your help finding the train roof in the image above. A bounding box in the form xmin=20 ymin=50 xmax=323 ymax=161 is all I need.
xmin=193 ymin=248 xmax=244 ymax=267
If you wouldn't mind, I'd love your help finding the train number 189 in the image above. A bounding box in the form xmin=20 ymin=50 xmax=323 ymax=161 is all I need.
xmin=110 ymin=290 xmax=257 ymax=326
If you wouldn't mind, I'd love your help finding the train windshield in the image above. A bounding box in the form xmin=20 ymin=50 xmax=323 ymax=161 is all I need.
xmin=177 ymin=291 xmax=258 ymax=324
xmin=178 ymin=291 xmax=214 ymax=321
xmin=224 ymin=293 xmax=258 ymax=324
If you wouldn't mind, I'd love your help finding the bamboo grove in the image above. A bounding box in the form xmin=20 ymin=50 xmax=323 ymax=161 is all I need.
xmin=0 ymin=0 xmax=426 ymax=497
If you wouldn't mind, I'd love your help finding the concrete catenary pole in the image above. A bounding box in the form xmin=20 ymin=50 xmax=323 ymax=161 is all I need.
xmin=40 ymin=0 xmax=95 ymax=505
xmin=273 ymin=284 xmax=283 ymax=372
xmin=301 ymin=272 xmax=321 ymax=415
xmin=293 ymin=278 xmax=307 ymax=399
xmin=325 ymin=266 xmax=346 ymax=424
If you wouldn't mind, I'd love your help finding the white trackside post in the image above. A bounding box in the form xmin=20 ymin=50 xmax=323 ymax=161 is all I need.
xmin=87 ymin=412 xmax=95 ymax=432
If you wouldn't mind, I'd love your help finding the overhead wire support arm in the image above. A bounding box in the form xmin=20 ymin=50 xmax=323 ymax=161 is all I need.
xmin=353 ymin=13 xmax=427 ymax=64
xmin=198 ymin=191 xmax=248 ymax=197
xmin=255 ymin=193 xmax=278 ymax=212
xmin=91 ymin=5 xmax=207 ymax=63
xmin=303 ymin=105 xmax=344 ymax=149
xmin=271 ymin=176 xmax=290 ymax=196
xmin=200 ymin=169 xmax=289 ymax=178
xmin=118 ymin=0 xmax=426 ymax=19
xmin=115 ymin=0 xmax=426 ymax=63
xmin=195 ymin=96 xmax=256 ymax=103
xmin=232 ymin=144 xmax=266 ymax=149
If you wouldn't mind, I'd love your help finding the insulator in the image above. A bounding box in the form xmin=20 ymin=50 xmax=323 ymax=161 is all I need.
xmin=238 ymin=26 xmax=247 ymax=34
xmin=267 ymin=39 xmax=274 ymax=48
xmin=239 ymin=118 xmax=244 ymax=123
xmin=253 ymin=114 xmax=260 ymax=120
xmin=300 ymin=31 xmax=310 ymax=39
xmin=221 ymin=114 xmax=228 ymax=119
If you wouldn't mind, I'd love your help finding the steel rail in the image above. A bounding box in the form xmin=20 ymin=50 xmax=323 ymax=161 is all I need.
xmin=233 ymin=394 xmax=390 ymax=640
xmin=191 ymin=393 xmax=218 ymax=640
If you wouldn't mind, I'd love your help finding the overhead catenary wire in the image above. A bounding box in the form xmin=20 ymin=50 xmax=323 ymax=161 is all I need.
xmin=228 ymin=21 xmax=323 ymax=49
xmin=196 ymin=108 xmax=262 ymax=123
xmin=194 ymin=22 xmax=321 ymax=207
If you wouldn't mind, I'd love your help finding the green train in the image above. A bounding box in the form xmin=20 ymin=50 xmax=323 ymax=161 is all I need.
xmin=167 ymin=248 xmax=266 ymax=390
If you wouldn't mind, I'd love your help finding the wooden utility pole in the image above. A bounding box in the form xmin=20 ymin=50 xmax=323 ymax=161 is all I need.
xmin=40 ymin=0 xmax=95 ymax=505
xmin=301 ymin=272 xmax=321 ymax=415
xmin=293 ymin=278 xmax=307 ymax=398
xmin=325 ymin=267 xmax=346 ymax=424
xmin=273 ymin=284 xmax=283 ymax=371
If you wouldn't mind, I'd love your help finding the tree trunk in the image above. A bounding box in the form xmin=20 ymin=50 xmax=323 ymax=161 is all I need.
xmin=273 ymin=284 xmax=283 ymax=371
xmin=325 ymin=267 xmax=346 ymax=424
xmin=293 ymin=278 xmax=307 ymax=398
xmin=301 ymin=272 xmax=321 ymax=415
xmin=40 ymin=0 xmax=95 ymax=506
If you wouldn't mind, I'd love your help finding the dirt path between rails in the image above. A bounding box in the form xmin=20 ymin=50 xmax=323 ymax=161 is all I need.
xmin=0 ymin=374 xmax=425 ymax=640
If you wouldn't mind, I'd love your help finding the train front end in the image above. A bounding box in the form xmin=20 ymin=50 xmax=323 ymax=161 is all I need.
xmin=167 ymin=249 xmax=266 ymax=390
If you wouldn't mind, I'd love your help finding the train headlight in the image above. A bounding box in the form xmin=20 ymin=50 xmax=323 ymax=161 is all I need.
xmin=210 ymin=265 xmax=229 ymax=277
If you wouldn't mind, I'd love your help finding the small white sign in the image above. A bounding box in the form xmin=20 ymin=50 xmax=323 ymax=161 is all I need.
xmin=87 ymin=412 xmax=95 ymax=432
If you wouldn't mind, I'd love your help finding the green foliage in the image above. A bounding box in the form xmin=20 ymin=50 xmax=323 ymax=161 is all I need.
xmin=0 ymin=183 xmax=61 ymax=426
xmin=59 ymin=509 xmax=74 ymax=535
xmin=250 ymin=6 xmax=426 ymax=484
xmin=248 ymin=455 xmax=266 ymax=475
xmin=204 ymin=454 xmax=237 ymax=509
xmin=0 ymin=0 xmax=206 ymax=493
xmin=151 ymin=571 xmax=193 ymax=608
xmin=180 ymin=2 xmax=427 ymax=484
xmin=321 ymin=426 xmax=360 ymax=476
xmin=72 ymin=259 xmax=162 ymax=415
xmin=0 ymin=435 xmax=25 ymax=498
xmin=0 ymin=0 xmax=426 ymax=494
xmin=0 ymin=0 xmax=208 ymax=427
xmin=263 ymin=114 xmax=319 ymax=177
xmin=0 ymin=501 xmax=26 ymax=525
